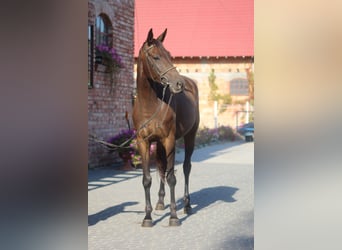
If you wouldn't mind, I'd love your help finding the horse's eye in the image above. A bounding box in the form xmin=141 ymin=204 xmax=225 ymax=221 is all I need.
xmin=152 ymin=54 xmax=160 ymax=60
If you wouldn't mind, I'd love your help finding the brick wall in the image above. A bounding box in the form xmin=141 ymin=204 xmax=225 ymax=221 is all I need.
xmin=88 ymin=0 xmax=135 ymax=168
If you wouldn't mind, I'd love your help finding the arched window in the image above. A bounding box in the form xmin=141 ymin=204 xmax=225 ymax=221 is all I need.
xmin=95 ymin=14 xmax=113 ymax=46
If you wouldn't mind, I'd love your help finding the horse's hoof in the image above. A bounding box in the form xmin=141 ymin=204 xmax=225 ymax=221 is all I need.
xmin=169 ymin=218 xmax=181 ymax=226
xmin=184 ymin=206 xmax=192 ymax=214
xmin=141 ymin=219 xmax=153 ymax=227
xmin=155 ymin=203 xmax=165 ymax=210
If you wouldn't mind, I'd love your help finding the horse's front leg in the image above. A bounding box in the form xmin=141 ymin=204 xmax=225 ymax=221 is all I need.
xmin=164 ymin=137 xmax=180 ymax=226
xmin=142 ymin=167 xmax=153 ymax=227
xmin=138 ymin=139 xmax=153 ymax=227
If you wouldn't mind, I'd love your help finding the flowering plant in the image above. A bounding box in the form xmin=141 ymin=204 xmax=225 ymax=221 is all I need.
xmin=96 ymin=44 xmax=124 ymax=70
xmin=96 ymin=44 xmax=124 ymax=92
xmin=107 ymin=129 xmax=158 ymax=168
xmin=130 ymin=138 xmax=142 ymax=167
xmin=129 ymin=140 xmax=157 ymax=168
xmin=107 ymin=129 xmax=135 ymax=154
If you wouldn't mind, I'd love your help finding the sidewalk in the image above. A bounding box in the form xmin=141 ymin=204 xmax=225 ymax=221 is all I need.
xmin=88 ymin=141 xmax=254 ymax=250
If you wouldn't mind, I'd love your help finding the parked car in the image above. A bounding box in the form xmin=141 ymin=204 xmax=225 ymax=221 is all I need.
xmin=237 ymin=122 xmax=254 ymax=142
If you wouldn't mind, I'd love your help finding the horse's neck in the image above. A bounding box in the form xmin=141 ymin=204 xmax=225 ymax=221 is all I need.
xmin=136 ymin=71 xmax=160 ymax=108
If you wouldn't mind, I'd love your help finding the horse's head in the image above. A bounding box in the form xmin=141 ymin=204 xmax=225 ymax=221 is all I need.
xmin=139 ymin=28 xmax=184 ymax=94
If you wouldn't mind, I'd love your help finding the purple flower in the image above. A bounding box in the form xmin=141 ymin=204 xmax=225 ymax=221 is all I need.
xmin=107 ymin=129 xmax=136 ymax=153
xmin=96 ymin=44 xmax=124 ymax=69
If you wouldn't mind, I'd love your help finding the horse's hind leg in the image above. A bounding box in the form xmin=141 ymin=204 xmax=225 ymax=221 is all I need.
xmin=183 ymin=129 xmax=197 ymax=214
xmin=156 ymin=180 xmax=165 ymax=210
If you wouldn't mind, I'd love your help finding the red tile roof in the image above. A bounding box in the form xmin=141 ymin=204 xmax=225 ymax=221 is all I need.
xmin=134 ymin=0 xmax=254 ymax=57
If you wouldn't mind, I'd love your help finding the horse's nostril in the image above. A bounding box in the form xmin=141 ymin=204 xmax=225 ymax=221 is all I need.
xmin=177 ymin=81 xmax=183 ymax=89
xmin=161 ymin=76 xmax=168 ymax=83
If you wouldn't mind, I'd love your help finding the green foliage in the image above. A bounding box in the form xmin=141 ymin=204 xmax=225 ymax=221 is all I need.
xmin=195 ymin=127 xmax=216 ymax=146
xmin=246 ymin=67 xmax=254 ymax=101
xmin=208 ymin=69 xmax=232 ymax=113
xmin=208 ymin=69 xmax=218 ymax=91
xmin=216 ymin=125 xmax=236 ymax=141
xmin=208 ymin=69 xmax=218 ymax=102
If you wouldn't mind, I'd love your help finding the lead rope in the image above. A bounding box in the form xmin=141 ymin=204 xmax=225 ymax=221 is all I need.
xmin=139 ymin=91 xmax=173 ymax=143
xmin=89 ymin=84 xmax=170 ymax=150
xmin=136 ymin=84 xmax=168 ymax=132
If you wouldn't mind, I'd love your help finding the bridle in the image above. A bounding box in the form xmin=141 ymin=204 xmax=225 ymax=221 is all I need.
xmin=89 ymin=44 xmax=177 ymax=152
xmin=143 ymin=44 xmax=177 ymax=86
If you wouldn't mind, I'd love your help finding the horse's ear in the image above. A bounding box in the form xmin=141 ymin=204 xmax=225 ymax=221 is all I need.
xmin=147 ymin=28 xmax=154 ymax=46
xmin=157 ymin=28 xmax=167 ymax=43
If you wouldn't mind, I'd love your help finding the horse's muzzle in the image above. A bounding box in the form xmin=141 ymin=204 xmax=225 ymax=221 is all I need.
xmin=169 ymin=80 xmax=184 ymax=94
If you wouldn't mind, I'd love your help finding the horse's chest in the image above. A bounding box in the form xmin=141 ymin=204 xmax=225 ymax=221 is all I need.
xmin=138 ymin=118 xmax=175 ymax=141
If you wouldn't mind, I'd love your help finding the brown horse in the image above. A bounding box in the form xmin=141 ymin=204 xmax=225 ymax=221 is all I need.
xmin=133 ymin=28 xmax=200 ymax=227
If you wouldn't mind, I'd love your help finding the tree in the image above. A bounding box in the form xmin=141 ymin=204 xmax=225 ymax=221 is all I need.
xmin=246 ymin=67 xmax=254 ymax=104
xmin=208 ymin=69 xmax=232 ymax=113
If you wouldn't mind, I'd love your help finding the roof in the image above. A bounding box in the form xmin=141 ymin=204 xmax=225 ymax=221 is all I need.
xmin=134 ymin=0 xmax=254 ymax=58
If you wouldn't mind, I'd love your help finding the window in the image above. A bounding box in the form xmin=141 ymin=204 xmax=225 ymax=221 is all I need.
xmin=230 ymin=78 xmax=249 ymax=96
xmin=88 ymin=25 xmax=94 ymax=88
xmin=95 ymin=14 xmax=113 ymax=71
xmin=95 ymin=14 xmax=112 ymax=47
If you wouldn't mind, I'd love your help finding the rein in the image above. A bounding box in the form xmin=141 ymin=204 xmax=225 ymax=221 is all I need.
xmin=89 ymin=84 xmax=173 ymax=151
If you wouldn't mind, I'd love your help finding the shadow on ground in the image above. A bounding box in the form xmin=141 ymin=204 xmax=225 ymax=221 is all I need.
xmin=88 ymin=186 xmax=238 ymax=226
xmin=88 ymin=201 xmax=142 ymax=226
xmin=219 ymin=210 xmax=254 ymax=249
xmin=152 ymin=185 xmax=238 ymax=225
xmin=224 ymin=236 xmax=254 ymax=250
xmin=88 ymin=168 xmax=144 ymax=191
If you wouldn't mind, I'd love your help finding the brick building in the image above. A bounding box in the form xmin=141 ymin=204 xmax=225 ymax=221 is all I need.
xmin=88 ymin=0 xmax=135 ymax=168
xmin=134 ymin=0 xmax=254 ymax=129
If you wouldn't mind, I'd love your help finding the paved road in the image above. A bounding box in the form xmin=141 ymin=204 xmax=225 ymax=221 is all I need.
xmin=88 ymin=141 xmax=254 ymax=250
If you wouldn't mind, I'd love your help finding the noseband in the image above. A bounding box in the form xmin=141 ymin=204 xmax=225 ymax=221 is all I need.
xmin=144 ymin=45 xmax=177 ymax=86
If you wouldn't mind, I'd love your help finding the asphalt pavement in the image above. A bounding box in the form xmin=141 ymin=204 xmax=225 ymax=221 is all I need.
xmin=88 ymin=140 xmax=254 ymax=250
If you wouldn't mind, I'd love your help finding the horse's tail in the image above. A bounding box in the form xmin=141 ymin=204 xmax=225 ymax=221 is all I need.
xmin=155 ymin=142 xmax=167 ymax=183
xmin=157 ymin=156 xmax=166 ymax=183
xmin=156 ymin=163 xmax=166 ymax=183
